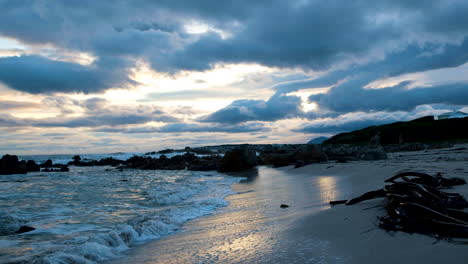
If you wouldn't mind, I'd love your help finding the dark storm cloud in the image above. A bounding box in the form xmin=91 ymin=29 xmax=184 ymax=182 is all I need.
xmin=0 ymin=0 xmax=468 ymax=143
xmin=310 ymin=81 xmax=468 ymax=113
xmin=96 ymin=122 xmax=269 ymax=133
xmin=0 ymin=55 xmax=133 ymax=94
xmin=200 ymin=94 xmax=303 ymax=124
xmin=274 ymin=39 xmax=468 ymax=95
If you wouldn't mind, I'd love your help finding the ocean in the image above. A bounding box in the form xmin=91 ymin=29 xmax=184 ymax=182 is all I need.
xmin=0 ymin=154 xmax=242 ymax=264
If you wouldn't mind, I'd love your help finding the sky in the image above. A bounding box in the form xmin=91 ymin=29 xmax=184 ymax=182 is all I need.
xmin=1 ymin=0 xmax=468 ymax=154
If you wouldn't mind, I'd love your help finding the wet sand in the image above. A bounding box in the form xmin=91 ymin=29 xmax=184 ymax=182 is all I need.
xmin=109 ymin=145 xmax=468 ymax=264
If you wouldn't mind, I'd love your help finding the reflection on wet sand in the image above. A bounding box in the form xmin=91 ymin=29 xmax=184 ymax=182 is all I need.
xmin=110 ymin=166 xmax=344 ymax=264
xmin=315 ymin=176 xmax=338 ymax=205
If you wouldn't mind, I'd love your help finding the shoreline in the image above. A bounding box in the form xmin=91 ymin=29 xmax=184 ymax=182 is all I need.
xmin=108 ymin=144 xmax=468 ymax=264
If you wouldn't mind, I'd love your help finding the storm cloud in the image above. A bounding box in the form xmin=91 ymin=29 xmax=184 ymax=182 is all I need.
xmin=200 ymin=94 xmax=303 ymax=124
xmin=2 ymin=1 xmax=468 ymax=153
xmin=0 ymin=55 xmax=133 ymax=94
xmin=2 ymin=1 xmax=468 ymax=93
xmin=96 ymin=122 xmax=269 ymax=134
xmin=310 ymin=81 xmax=468 ymax=113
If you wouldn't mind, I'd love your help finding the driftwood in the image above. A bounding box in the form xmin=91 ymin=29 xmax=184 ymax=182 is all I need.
xmin=332 ymin=171 xmax=468 ymax=239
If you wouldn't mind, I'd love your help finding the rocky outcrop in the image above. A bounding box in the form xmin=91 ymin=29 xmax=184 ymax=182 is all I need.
xmin=40 ymin=159 xmax=69 ymax=172
xmin=290 ymin=144 xmax=327 ymax=163
xmin=124 ymin=153 xmax=222 ymax=171
xmin=358 ymin=145 xmax=388 ymax=160
xmin=26 ymin=160 xmax=40 ymax=172
xmin=258 ymin=144 xmax=327 ymax=168
xmin=69 ymin=156 xmax=124 ymax=167
xmin=218 ymin=147 xmax=257 ymax=172
xmin=0 ymin=155 xmax=28 ymax=175
xmin=322 ymin=144 xmax=388 ymax=161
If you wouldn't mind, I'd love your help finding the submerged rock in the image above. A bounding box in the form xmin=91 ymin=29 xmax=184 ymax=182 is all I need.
xmin=0 ymin=212 xmax=23 ymax=235
xmin=15 ymin=225 xmax=35 ymax=234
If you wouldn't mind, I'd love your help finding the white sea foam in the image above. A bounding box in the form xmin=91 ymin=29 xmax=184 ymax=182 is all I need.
xmin=0 ymin=165 xmax=242 ymax=264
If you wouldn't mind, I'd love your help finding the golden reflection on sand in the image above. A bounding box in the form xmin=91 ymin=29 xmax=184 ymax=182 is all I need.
xmin=315 ymin=176 xmax=338 ymax=204
xmin=195 ymin=190 xmax=275 ymax=262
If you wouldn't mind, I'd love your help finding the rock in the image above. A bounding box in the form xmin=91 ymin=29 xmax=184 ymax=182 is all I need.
xmin=218 ymin=147 xmax=257 ymax=172
xmin=0 ymin=154 xmax=28 ymax=175
xmin=280 ymin=204 xmax=289 ymax=208
xmin=258 ymin=145 xmax=326 ymax=168
xmin=26 ymin=160 xmax=40 ymax=172
xmin=290 ymin=144 xmax=327 ymax=163
xmin=0 ymin=212 xmax=23 ymax=235
xmin=42 ymin=165 xmax=69 ymax=172
xmin=323 ymin=144 xmax=388 ymax=161
xmin=40 ymin=159 xmax=53 ymax=168
xmin=158 ymin=149 xmax=174 ymax=154
xmin=359 ymin=145 xmax=388 ymax=160
xmin=15 ymin=225 xmax=35 ymax=234
xmin=72 ymin=155 xmax=81 ymax=165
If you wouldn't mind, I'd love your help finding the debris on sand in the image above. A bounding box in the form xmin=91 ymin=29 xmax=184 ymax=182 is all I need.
xmin=331 ymin=171 xmax=468 ymax=239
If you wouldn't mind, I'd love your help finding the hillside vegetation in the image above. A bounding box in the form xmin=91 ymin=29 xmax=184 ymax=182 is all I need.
xmin=324 ymin=116 xmax=468 ymax=145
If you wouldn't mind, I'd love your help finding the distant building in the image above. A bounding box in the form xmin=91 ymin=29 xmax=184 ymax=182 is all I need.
xmin=436 ymin=111 xmax=468 ymax=120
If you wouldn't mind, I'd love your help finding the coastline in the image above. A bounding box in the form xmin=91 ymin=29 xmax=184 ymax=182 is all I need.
xmin=108 ymin=144 xmax=468 ymax=264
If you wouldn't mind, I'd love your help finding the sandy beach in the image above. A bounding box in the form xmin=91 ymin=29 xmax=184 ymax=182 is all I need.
xmin=108 ymin=145 xmax=468 ymax=264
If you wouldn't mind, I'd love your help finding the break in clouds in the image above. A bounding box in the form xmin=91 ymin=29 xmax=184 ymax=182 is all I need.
xmin=1 ymin=0 xmax=468 ymax=153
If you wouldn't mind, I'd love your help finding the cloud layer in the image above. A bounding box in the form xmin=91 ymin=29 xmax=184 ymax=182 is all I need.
xmin=2 ymin=1 xmax=468 ymax=153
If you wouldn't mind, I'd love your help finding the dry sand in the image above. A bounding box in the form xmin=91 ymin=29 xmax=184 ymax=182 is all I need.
xmin=110 ymin=144 xmax=468 ymax=264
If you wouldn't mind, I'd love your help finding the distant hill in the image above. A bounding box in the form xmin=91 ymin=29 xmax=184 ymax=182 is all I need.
xmin=308 ymin=136 xmax=329 ymax=144
xmin=324 ymin=116 xmax=468 ymax=145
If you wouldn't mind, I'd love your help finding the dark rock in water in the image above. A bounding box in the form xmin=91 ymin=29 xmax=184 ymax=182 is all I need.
xmin=123 ymin=153 xmax=222 ymax=171
xmin=72 ymin=155 xmax=81 ymax=165
xmin=26 ymin=160 xmax=40 ymax=172
xmin=40 ymin=159 xmax=53 ymax=168
xmin=158 ymin=149 xmax=174 ymax=154
xmin=16 ymin=225 xmax=35 ymax=234
xmin=280 ymin=204 xmax=289 ymax=208
xmin=42 ymin=165 xmax=69 ymax=172
xmin=218 ymin=147 xmax=257 ymax=172
xmin=0 ymin=154 xmax=28 ymax=175
xmin=0 ymin=212 xmax=23 ymax=235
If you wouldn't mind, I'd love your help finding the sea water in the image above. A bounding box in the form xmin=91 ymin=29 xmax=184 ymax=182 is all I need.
xmin=0 ymin=156 xmax=241 ymax=264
